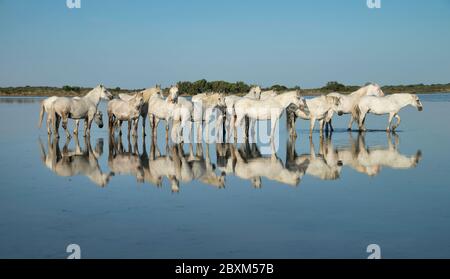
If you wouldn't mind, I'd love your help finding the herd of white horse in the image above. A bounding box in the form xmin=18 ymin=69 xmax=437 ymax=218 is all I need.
xmin=38 ymin=83 xmax=424 ymax=142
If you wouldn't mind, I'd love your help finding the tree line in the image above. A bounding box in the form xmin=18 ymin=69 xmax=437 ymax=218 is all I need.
xmin=1 ymin=81 xmax=450 ymax=97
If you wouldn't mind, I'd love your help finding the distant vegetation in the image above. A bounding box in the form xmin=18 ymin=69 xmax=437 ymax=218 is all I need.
xmin=1 ymin=81 xmax=450 ymax=97
xmin=0 ymin=85 xmax=135 ymax=97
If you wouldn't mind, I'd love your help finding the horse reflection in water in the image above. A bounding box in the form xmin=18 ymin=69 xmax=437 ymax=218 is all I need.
xmin=216 ymin=142 xmax=304 ymax=188
xmin=39 ymin=132 xmax=422 ymax=189
xmin=38 ymin=135 xmax=113 ymax=187
xmin=108 ymin=135 xmax=145 ymax=183
xmin=286 ymin=137 xmax=342 ymax=181
xmin=336 ymin=133 xmax=422 ymax=176
xmin=108 ymin=135 xmax=226 ymax=192
xmin=146 ymin=141 xmax=226 ymax=193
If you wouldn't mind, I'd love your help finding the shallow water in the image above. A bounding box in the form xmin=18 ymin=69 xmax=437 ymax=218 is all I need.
xmin=0 ymin=94 xmax=449 ymax=258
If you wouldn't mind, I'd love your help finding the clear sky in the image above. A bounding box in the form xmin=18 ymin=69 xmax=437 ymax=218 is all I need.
xmin=1 ymin=0 xmax=449 ymax=88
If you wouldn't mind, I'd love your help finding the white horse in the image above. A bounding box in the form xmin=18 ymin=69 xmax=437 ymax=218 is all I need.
xmin=224 ymin=86 xmax=262 ymax=140
xmin=51 ymin=85 xmax=113 ymax=138
xmin=191 ymin=92 xmax=227 ymax=142
xmin=119 ymin=85 xmax=163 ymax=136
xmin=147 ymin=86 xmax=180 ymax=140
xmin=234 ymin=90 xmax=307 ymax=142
xmin=38 ymin=96 xmax=59 ymax=135
xmin=287 ymin=95 xmax=341 ymax=138
xmin=148 ymin=94 xmax=174 ymax=140
xmin=108 ymin=92 xmax=144 ymax=137
xmin=355 ymin=93 xmax=423 ymax=132
xmin=170 ymin=97 xmax=194 ymax=143
xmin=326 ymin=83 xmax=385 ymax=131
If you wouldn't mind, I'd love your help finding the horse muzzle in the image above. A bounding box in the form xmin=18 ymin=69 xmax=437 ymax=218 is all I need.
xmin=338 ymin=111 xmax=344 ymax=116
xmin=99 ymin=124 xmax=104 ymax=128
xmin=418 ymin=106 xmax=423 ymax=112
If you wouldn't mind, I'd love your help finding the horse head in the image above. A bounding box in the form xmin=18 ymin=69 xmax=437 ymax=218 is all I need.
xmin=94 ymin=111 xmax=104 ymax=128
xmin=167 ymin=85 xmax=179 ymax=103
xmin=217 ymin=93 xmax=227 ymax=107
xmin=131 ymin=92 xmax=145 ymax=109
xmin=97 ymin=84 xmax=113 ymax=100
xmin=297 ymin=96 xmax=310 ymax=116
xmin=249 ymin=86 xmax=262 ymax=99
xmin=411 ymin=94 xmax=423 ymax=111
xmin=326 ymin=96 xmax=343 ymax=115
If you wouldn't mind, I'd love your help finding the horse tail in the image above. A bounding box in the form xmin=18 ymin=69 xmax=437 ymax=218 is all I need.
xmin=352 ymin=103 xmax=361 ymax=121
xmin=38 ymin=100 xmax=45 ymax=128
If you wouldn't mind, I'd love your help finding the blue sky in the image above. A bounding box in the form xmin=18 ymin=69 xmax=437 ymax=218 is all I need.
xmin=1 ymin=0 xmax=449 ymax=88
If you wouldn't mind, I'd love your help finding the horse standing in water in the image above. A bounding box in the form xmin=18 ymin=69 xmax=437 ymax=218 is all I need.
xmin=233 ymin=90 xmax=307 ymax=143
xmin=224 ymin=86 xmax=262 ymax=141
xmin=354 ymin=93 xmax=423 ymax=132
xmin=38 ymin=96 xmax=59 ymax=135
xmin=147 ymin=85 xmax=180 ymax=140
xmin=119 ymin=85 xmax=163 ymax=136
xmin=287 ymin=95 xmax=340 ymax=138
xmin=51 ymin=85 xmax=113 ymax=138
xmin=108 ymin=92 xmax=144 ymax=137
xmin=325 ymin=83 xmax=385 ymax=131
xmin=191 ymin=92 xmax=227 ymax=142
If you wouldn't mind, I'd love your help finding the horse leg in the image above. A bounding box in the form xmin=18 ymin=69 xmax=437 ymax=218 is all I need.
xmin=319 ymin=119 xmax=324 ymax=137
xmin=387 ymin=112 xmax=395 ymax=132
xmin=309 ymin=118 xmax=316 ymax=138
xmin=347 ymin=115 xmax=354 ymax=131
xmin=149 ymin=114 xmax=155 ymax=136
xmin=329 ymin=118 xmax=334 ymax=132
xmin=141 ymin=114 xmax=146 ymax=137
xmin=81 ymin=118 xmax=87 ymax=137
xmin=392 ymin=114 xmax=401 ymax=131
xmin=244 ymin=116 xmax=250 ymax=140
xmin=287 ymin=111 xmax=297 ymax=138
xmin=54 ymin=114 xmax=61 ymax=138
xmin=46 ymin=113 xmax=52 ymax=135
xmin=235 ymin=115 xmax=245 ymax=142
xmin=165 ymin=120 xmax=169 ymax=142
xmin=250 ymin=119 xmax=256 ymax=143
xmin=134 ymin=118 xmax=139 ymax=137
xmin=358 ymin=111 xmax=367 ymax=132
xmin=74 ymin=120 xmax=79 ymax=135
xmin=118 ymin=120 xmax=123 ymax=136
xmin=227 ymin=112 xmax=234 ymax=142
xmin=205 ymin=111 xmax=211 ymax=143
xmin=196 ymin=121 xmax=203 ymax=143
xmin=153 ymin=118 xmax=160 ymax=139
xmin=108 ymin=112 xmax=114 ymax=132
xmin=85 ymin=113 xmax=95 ymax=137
xmin=62 ymin=113 xmax=71 ymax=139
xmin=270 ymin=117 xmax=278 ymax=143
xmin=127 ymin=120 xmax=132 ymax=138
xmin=233 ymin=114 xmax=239 ymax=142
xmin=225 ymin=111 xmax=232 ymax=142
xmin=290 ymin=115 xmax=297 ymax=138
